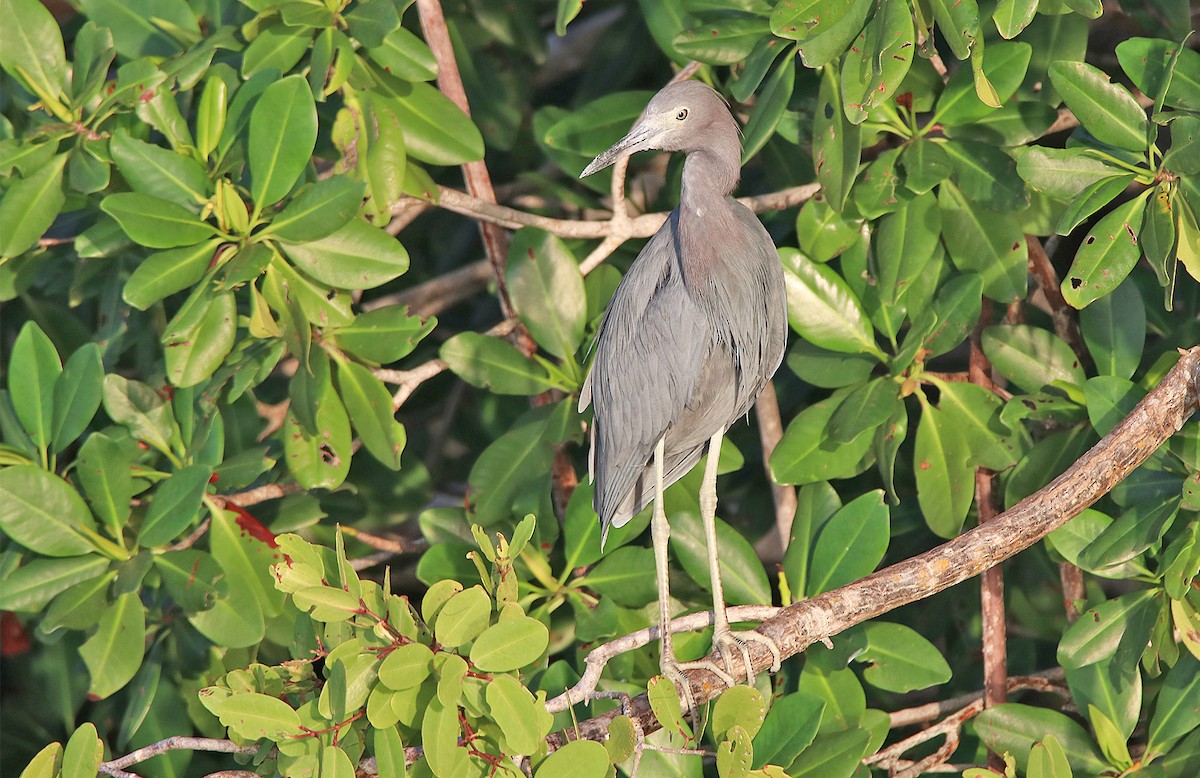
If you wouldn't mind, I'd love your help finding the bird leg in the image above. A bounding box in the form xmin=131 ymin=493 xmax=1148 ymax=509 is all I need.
xmin=650 ymin=437 xmax=702 ymax=728
xmin=683 ymin=431 xmax=783 ymax=685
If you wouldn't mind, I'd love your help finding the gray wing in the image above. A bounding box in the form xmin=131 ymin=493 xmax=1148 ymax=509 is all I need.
xmin=581 ymin=217 xmax=712 ymax=531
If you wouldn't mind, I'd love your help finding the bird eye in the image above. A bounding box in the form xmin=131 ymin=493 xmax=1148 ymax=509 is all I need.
xmin=676 ymin=109 xmax=688 ymax=121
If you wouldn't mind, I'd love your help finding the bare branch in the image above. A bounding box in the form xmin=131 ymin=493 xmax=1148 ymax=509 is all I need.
xmin=99 ymin=738 xmax=257 ymax=775
xmin=416 ymin=0 xmax=515 ymax=322
xmin=545 ymin=346 xmax=1200 ymax=747
xmin=752 ymin=381 xmax=797 ymax=564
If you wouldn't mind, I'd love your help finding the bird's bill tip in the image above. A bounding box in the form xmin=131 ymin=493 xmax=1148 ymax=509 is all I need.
xmin=579 ymin=125 xmax=652 ymax=179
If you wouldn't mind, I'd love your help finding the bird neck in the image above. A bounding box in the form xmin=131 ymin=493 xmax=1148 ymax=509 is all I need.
xmin=680 ymin=125 xmax=741 ymax=209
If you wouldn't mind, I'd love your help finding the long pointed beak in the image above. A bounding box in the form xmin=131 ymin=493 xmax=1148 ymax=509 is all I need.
xmin=579 ymin=124 xmax=653 ymax=178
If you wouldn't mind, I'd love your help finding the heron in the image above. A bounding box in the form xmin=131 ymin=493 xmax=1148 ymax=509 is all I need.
xmin=578 ymin=81 xmax=788 ymax=709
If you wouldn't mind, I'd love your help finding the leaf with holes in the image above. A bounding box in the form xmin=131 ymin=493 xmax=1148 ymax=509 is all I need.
xmin=1061 ymin=193 xmax=1148 ymax=309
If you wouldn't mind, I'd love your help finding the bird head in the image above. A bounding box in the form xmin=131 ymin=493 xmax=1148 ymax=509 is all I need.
xmin=580 ymin=81 xmax=735 ymax=178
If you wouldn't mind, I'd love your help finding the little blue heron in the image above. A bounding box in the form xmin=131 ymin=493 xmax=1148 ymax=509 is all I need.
xmin=578 ymin=81 xmax=788 ymax=706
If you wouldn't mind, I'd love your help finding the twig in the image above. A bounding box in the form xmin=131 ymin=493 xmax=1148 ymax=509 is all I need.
xmin=416 ymin=0 xmax=515 ymax=323
xmin=969 ymin=302 xmax=1008 ymax=771
xmin=546 ymin=606 xmax=781 ymax=713
xmin=752 ymin=381 xmax=797 ymax=564
xmin=544 ymin=346 xmax=1200 ymax=747
xmin=887 ymin=668 xmax=1066 ymax=729
xmin=1059 ymin=562 xmax=1085 ymax=624
xmin=99 ymin=737 xmax=258 ymax=775
xmin=869 ymin=671 xmax=1068 ymax=775
xmin=339 ymin=525 xmax=429 ymax=556
xmin=219 ymin=482 xmax=303 ymax=508
xmin=362 ymin=260 xmax=493 ymax=317
xmin=1026 ymin=235 xmax=1086 ymax=362
xmin=379 ymin=319 xmax=518 ymax=408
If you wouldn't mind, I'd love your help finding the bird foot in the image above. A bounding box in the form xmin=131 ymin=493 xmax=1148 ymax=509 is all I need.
xmin=706 ymin=627 xmax=783 ymax=686
xmin=658 ymin=659 xmax=704 ymax=734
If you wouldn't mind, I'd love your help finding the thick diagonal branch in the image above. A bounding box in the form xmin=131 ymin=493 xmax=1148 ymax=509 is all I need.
xmin=547 ymin=346 xmax=1200 ymax=747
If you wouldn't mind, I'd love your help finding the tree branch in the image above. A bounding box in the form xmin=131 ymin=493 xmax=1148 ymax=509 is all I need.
xmin=546 ymin=346 xmax=1200 ymax=748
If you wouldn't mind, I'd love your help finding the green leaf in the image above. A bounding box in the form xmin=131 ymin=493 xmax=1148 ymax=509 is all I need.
xmin=982 ymin=325 xmax=1085 ymax=392
xmin=283 ymin=380 xmax=352 ymax=490
xmin=1054 ymin=174 xmax=1136 ymax=236
xmin=487 ymin=674 xmax=552 ymax=755
xmin=434 ymin=585 xmax=490 ymax=647
xmin=384 ymin=84 xmax=484 ymax=166
xmin=751 ymin=691 xmax=825 ymax=769
xmin=781 ymin=249 xmax=879 ymax=356
xmin=0 ymin=153 xmax=67 ymax=258
xmin=266 ymin=176 xmax=365 ymax=244
xmin=203 ymin=690 xmax=304 ymax=740
xmin=934 ymin=381 xmax=1020 ymax=470
xmin=713 ymin=686 xmax=766 ymax=741
xmin=76 ymin=433 xmax=132 ymax=538
xmin=0 ymin=0 xmax=66 ymax=111
xmin=840 ymin=0 xmax=913 ymax=124
xmin=507 ymin=228 xmax=586 ymax=360
xmin=808 ymin=490 xmax=889 ymax=596
xmin=102 ymin=375 xmax=173 ymax=453
xmin=771 ymin=388 xmax=876 ymax=486
xmin=50 ymin=344 xmax=103 ymax=453
xmin=137 ymin=464 xmax=212 ymax=547
xmin=535 ymin=740 xmax=609 ymax=778
xmin=154 ymin=550 xmax=223 ymax=612
xmin=334 ymin=359 xmax=405 ymax=470
xmin=993 ymin=0 xmax=1037 ymax=39
xmin=109 ymin=132 xmax=209 ymax=208
xmin=741 ymin=54 xmax=795 ymax=161
xmin=795 ymin=0 xmax=874 ymax=68
xmin=828 ymin=379 xmax=900 ymax=444
xmin=1148 ymin=652 xmax=1200 ymax=755
xmin=914 ymin=403 xmax=974 ymax=538
xmin=61 ymin=723 xmax=102 ymax=778
xmin=77 ymin=0 xmax=193 ymax=58
xmin=1049 ymin=62 xmax=1149 ymax=152
xmin=470 ymin=616 xmax=549 ymax=672
xmin=281 ymin=218 xmax=409 ymax=290
xmin=901 ymin=137 xmax=954 ymax=194
xmin=925 ymin=273 xmax=984 ymax=357
xmin=795 ymin=197 xmax=860 ymax=262
xmin=1028 ymin=734 xmax=1073 ymax=778
xmin=368 ymin=26 xmax=437 ymax=81
xmin=858 ymin=621 xmax=952 ymax=692
xmin=935 ymin=41 xmax=1031 ymax=127
xmin=249 ymin=75 xmax=317 ymax=208
xmin=241 ymin=23 xmax=311 ymax=79
xmin=441 ymin=332 xmax=556 ymax=395
xmin=8 ymin=321 xmax=61 ymax=451
xmin=1116 ymin=37 xmax=1200 ymax=112
xmin=0 ymin=466 xmax=99 ymax=556
xmin=1014 ymin=147 xmax=1125 ymax=201
xmin=941 ymin=139 xmax=1029 ymax=212
xmin=875 ymin=192 xmax=942 ymax=306
xmin=378 ymin=642 xmax=434 ymax=690
xmin=813 ymin=65 xmax=862 ymax=212
xmin=584 ymin=545 xmax=657 ymax=607
xmin=1067 ymin=660 xmax=1141 ymax=745
xmin=123 ymin=240 xmax=220 ymax=310
xmin=189 ymin=510 xmax=271 ymax=648
xmin=938 ymin=181 xmax=1027 ymax=301
xmin=1079 ymin=280 xmax=1144 ymax=380
xmin=930 ymin=0 xmax=980 ymax=60
xmin=973 ymin=703 xmax=1108 ymax=775
xmin=163 ymin=289 xmax=237 ymax=388
xmin=101 ymin=192 xmax=217 ymax=249
xmin=0 ymin=555 xmax=109 ymax=612
xmin=79 ymin=592 xmax=145 ymax=699
xmin=1058 ymin=590 xmax=1158 ymax=670
xmin=785 ymin=340 xmax=876 ymax=388
xmin=330 ymin=307 xmax=435 ymax=365
xmin=1079 ymin=496 xmax=1178 ymax=571
xmin=674 ymin=16 xmax=769 ymax=66
xmin=943 ymin=101 xmax=1059 ymax=147
xmin=788 ymin=727 xmax=871 ymax=778
xmin=670 ymin=511 xmax=772 ymax=605
xmin=1061 ymin=193 xmax=1149 ymax=309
